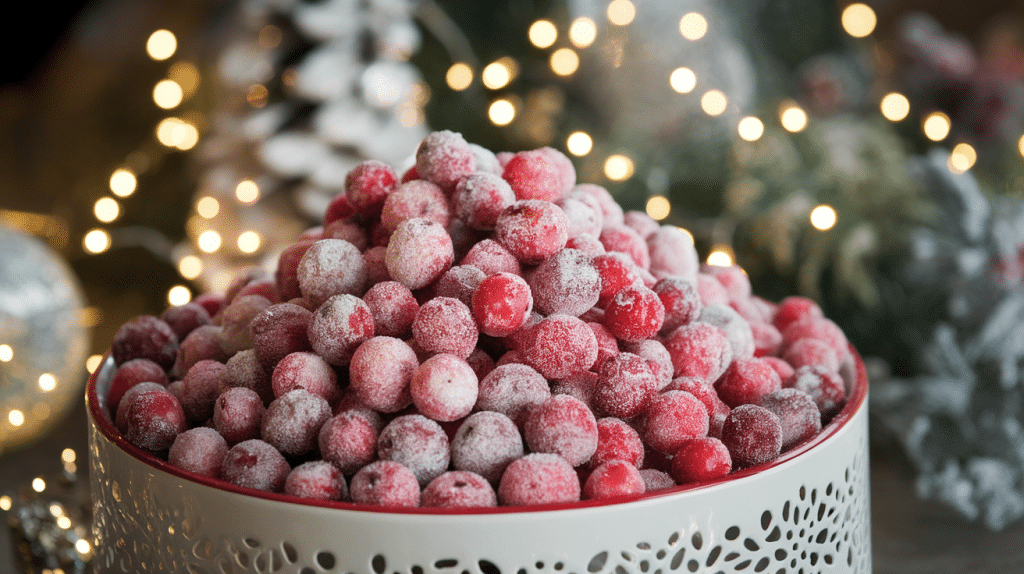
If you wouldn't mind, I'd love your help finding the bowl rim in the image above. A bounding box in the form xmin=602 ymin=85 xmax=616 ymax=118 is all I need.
xmin=86 ymin=345 xmax=868 ymax=515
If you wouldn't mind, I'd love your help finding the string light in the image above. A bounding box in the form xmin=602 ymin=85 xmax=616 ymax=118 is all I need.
xmin=196 ymin=196 xmax=219 ymax=218
xmin=247 ymin=84 xmax=269 ymax=108
xmin=9 ymin=410 xmax=25 ymax=427
xmin=38 ymin=374 xmax=57 ymax=392
xmin=168 ymin=285 xmax=192 ymax=306
xmin=86 ymin=354 xmax=103 ymax=374
xmin=679 ymin=12 xmax=708 ymax=41
xmin=197 ymin=230 xmax=222 ymax=253
xmin=922 ymin=111 xmax=951 ymax=141
xmin=146 ymin=30 xmax=177 ymax=61
xmin=566 ymin=131 xmax=593 ymax=156
xmin=607 ymin=0 xmax=636 ymax=26
xmin=482 ymin=60 xmax=514 ymax=90
xmin=178 ymin=255 xmax=203 ymax=279
xmin=810 ymin=204 xmax=838 ymax=230
xmin=153 ymin=79 xmax=184 ymax=109
xmin=948 ymin=143 xmax=977 ymax=174
xmin=569 ymin=17 xmax=597 ymax=48
xmin=0 ymin=344 xmax=11 ymax=362
xmin=550 ymin=48 xmax=580 ymax=76
xmin=31 ymin=478 xmax=45 ymax=492
xmin=1017 ymin=134 xmax=1024 ymax=158
xmin=0 ymin=496 xmax=11 ymax=511
xmin=841 ymin=3 xmax=876 ymax=38
xmin=62 ymin=449 xmax=76 ymax=464
xmin=235 ymin=180 xmax=260 ymax=203
xmin=156 ymin=117 xmax=199 ymax=150
xmin=604 ymin=154 xmax=635 ymax=181
xmin=169 ymin=62 xmax=201 ymax=97
xmin=237 ymin=231 xmax=261 ymax=253
xmin=93 ymin=197 xmax=120 ymax=223
xmin=737 ymin=116 xmax=764 ymax=141
xmin=880 ymin=92 xmax=910 ymax=122
xmin=669 ymin=67 xmax=697 ymax=94
xmin=675 ymin=227 xmax=695 ymax=244
xmin=83 ymin=229 xmax=111 ymax=254
xmin=780 ymin=103 xmax=808 ymax=132
xmin=488 ymin=99 xmax=516 ymax=126
xmin=700 ymin=90 xmax=728 ymax=116
xmin=646 ymin=195 xmax=671 ymax=220
xmin=706 ymin=247 xmax=734 ymax=267
xmin=109 ymin=169 xmax=137 ymax=197
xmin=446 ymin=63 xmax=473 ymax=91
xmin=528 ymin=19 xmax=558 ymax=49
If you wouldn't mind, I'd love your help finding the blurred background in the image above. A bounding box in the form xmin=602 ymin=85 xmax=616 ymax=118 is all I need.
xmin=2 ymin=0 xmax=1024 ymax=571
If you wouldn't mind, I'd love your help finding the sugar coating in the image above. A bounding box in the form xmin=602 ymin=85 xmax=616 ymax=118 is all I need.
xmin=783 ymin=337 xmax=840 ymax=372
xmin=308 ymin=294 xmax=375 ymax=366
xmin=761 ymin=356 xmax=795 ymax=383
xmin=116 ymin=382 xmax=168 ymax=432
xmin=574 ymin=183 xmax=623 ymax=227
xmin=271 ymin=351 xmax=340 ymax=403
xmin=647 ymin=226 xmax=700 ymax=282
xmin=416 ymin=130 xmax=476 ymax=192
xmin=623 ymin=210 xmax=660 ymax=240
xmin=412 ymin=297 xmax=478 ymax=359
xmin=502 ymin=149 xmax=565 ymax=202
xmin=695 ymin=274 xmax=730 ymax=307
xmin=786 ymin=365 xmax=846 ymax=422
xmin=583 ymin=459 xmax=646 ymax=500
xmin=362 ymin=281 xmax=419 ymax=338
xmin=593 ymin=252 xmax=642 ymax=309
xmin=422 ymin=471 xmax=497 ymax=508
xmin=670 ymin=437 xmax=732 ymax=483
xmin=524 ymin=394 xmax=599 ymax=467
xmin=714 ymin=357 xmax=783 ymax=408
xmin=622 ymin=339 xmax=673 ymax=391
xmin=469 ymin=143 xmax=502 ymax=175
xmin=168 ymin=427 xmax=228 ymax=478
xmin=538 ymin=147 xmax=576 ymax=198
xmin=219 ymin=295 xmax=273 ymax=356
xmin=642 ymin=390 xmax=710 ymax=455
xmin=323 ymin=218 xmax=370 ymax=252
xmin=587 ymin=322 xmax=620 ymax=371
xmin=494 ymin=200 xmax=569 ymax=265
xmin=781 ymin=315 xmax=850 ymax=364
xmin=119 ymin=387 xmax=188 ymax=452
xmin=702 ymin=264 xmax=752 ymax=302
xmin=261 ymin=389 xmax=332 ymax=457
xmin=476 ymin=363 xmax=551 ymax=427
xmin=385 ymin=218 xmax=455 ymax=290
xmin=603 ymin=284 xmax=665 ymax=343
xmin=721 ymin=404 xmax=783 ymax=468
xmin=472 ymin=272 xmax=533 ymax=337
xmin=298 ymin=239 xmax=368 ymax=307
xmin=565 ymin=233 xmax=606 ymax=256
xmin=349 ymin=460 xmax=421 ymax=508
xmin=251 ymin=302 xmax=313 ymax=370
xmin=377 ymin=414 xmax=450 ymax=487
xmin=639 ymin=468 xmax=676 ymax=491
xmin=594 ymin=353 xmax=658 ymax=419
xmin=599 ymin=225 xmax=650 ymax=271
xmin=665 ymin=376 xmax=730 ymax=439
xmin=380 ymin=179 xmax=452 ymax=233
xmin=521 ymin=314 xmax=598 ymax=380
xmin=319 ymin=410 xmax=380 ymax=475
xmin=274 ymin=239 xmax=315 ymax=302
xmin=107 ymin=358 xmax=169 ymax=416
xmin=652 ymin=276 xmax=702 ymax=335
xmin=180 ymin=360 xmax=230 ymax=423
xmin=590 ymin=417 xmax=645 ymax=470
xmin=348 ymin=336 xmax=418 ymax=413
xmin=173 ymin=324 xmax=228 ymax=379
xmin=450 ymin=411 xmax=524 ymax=484
xmin=759 ymin=388 xmax=822 ymax=451
xmin=772 ymin=296 xmax=824 ymax=333
xmin=750 ymin=321 xmax=783 ymax=357
xmin=460 ymin=238 xmax=522 ymax=277
xmin=225 ymin=348 xmax=274 ymax=405
xmin=220 ymin=439 xmax=291 ymax=492
xmin=497 ymin=453 xmax=581 ymax=506
xmin=161 ymin=302 xmax=212 ymax=343
xmin=285 ymin=460 xmax=347 ymax=501
xmin=700 ymin=303 xmax=755 ymax=360
xmin=410 ymin=353 xmax=479 ymax=422
xmin=663 ymin=322 xmax=734 ymax=383
xmin=559 ymin=197 xmax=602 ymax=239
xmin=551 ymin=370 xmax=599 ymax=411
xmin=111 ymin=315 xmax=179 ymax=371
xmin=213 ymin=387 xmax=265 ymax=445
xmin=344 ymin=159 xmax=397 ymax=217
xmin=528 ymin=248 xmax=600 ymax=317
xmin=435 ymin=265 xmax=487 ymax=307
xmin=453 ymin=172 xmax=516 ymax=231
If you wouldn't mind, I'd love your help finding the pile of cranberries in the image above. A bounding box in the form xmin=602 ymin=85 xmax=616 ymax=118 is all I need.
xmin=105 ymin=131 xmax=853 ymax=509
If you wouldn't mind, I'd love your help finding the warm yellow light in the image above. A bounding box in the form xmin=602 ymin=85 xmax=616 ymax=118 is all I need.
xmin=604 ymin=154 xmax=634 ymax=181
xmin=706 ymin=247 xmax=734 ymax=267
xmin=156 ymin=117 xmax=199 ymax=150
xmin=566 ymin=132 xmax=593 ymax=156
xmin=109 ymin=169 xmax=137 ymax=197
xmin=1019 ymin=134 xmax=1024 ymax=157
xmin=880 ymin=92 xmax=910 ymax=122
xmin=529 ymin=19 xmax=558 ymax=48
xmin=178 ymin=255 xmax=203 ymax=279
xmin=146 ymin=29 xmax=177 ymax=61
xmin=607 ymin=0 xmax=636 ymax=26
xmin=948 ymin=143 xmax=977 ymax=174
xmin=646 ymin=195 xmax=671 ymax=221
xmin=701 ymin=90 xmax=728 ymax=116
xmin=86 ymin=354 xmax=103 ymax=374
xmin=482 ymin=61 xmax=513 ymax=90
xmin=197 ymin=230 xmax=222 ymax=253
xmin=259 ymin=24 xmax=282 ymax=49
xmin=169 ymin=61 xmax=201 ymax=97
xmin=38 ymin=373 xmax=57 ymax=392
xmin=841 ymin=3 xmax=876 ymax=38
xmin=168 ymin=285 xmax=192 ymax=306
xmin=675 ymin=226 xmax=695 ymax=244
xmin=810 ymin=204 xmax=838 ymax=230
xmin=670 ymin=67 xmax=697 ymax=94
xmin=56 ymin=516 xmax=72 ymax=529
xmin=780 ymin=104 xmax=808 ymax=132
xmin=489 ymin=99 xmax=516 ymax=126
xmin=550 ymin=48 xmax=580 ymax=76
xmin=679 ymin=12 xmax=708 ymax=41
xmin=0 ymin=496 xmax=10 ymax=511
xmin=9 ymin=410 xmax=25 ymax=427
xmin=235 ymin=180 xmax=260 ymax=203
xmin=737 ymin=116 xmax=764 ymax=141
xmin=94 ymin=197 xmax=120 ymax=223
xmin=153 ymin=79 xmax=184 ymax=109
xmin=0 ymin=344 xmax=12 ymax=362
xmin=922 ymin=111 xmax=951 ymax=142
xmin=569 ymin=17 xmax=597 ymax=48
xmin=83 ymin=229 xmax=111 ymax=254
xmin=62 ymin=448 xmax=77 ymax=464
xmin=238 ymin=231 xmax=262 ymax=253
xmin=446 ymin=63 xmax=473 ymax=91
xmin=196 ymin=196 xmax=219 ymax=219
xmin=75 ymin=539 xmax=91 ymax=555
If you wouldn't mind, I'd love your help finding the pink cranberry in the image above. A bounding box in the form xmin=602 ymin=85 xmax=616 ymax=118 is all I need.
xmin=117 ymin=386 xmax=187 ymax=452
xmin=750 ymin=321 xmax=783 ymax=357
xmin=160 ymin=302 xmax=212 ymax=342
xmin=647 ymin=226 xmax=700 ymax=281
xmin=168 ymin=427 xmax=228 ymax=478
xmin=786 ymin=365 xmax=846 ymax=422
xmin=107 ymin=358 xmax=168 ymax=417
xmin=180 ymin=359 xmax=230 ymax=424
xmin=460 ymin=238 xmax=522 ymax=277
xmin=416 ymin=130 xmax=476 ymax=192
xmin=589 ymin=417 xmax=644 ymax=470
xmin=348 ymin=336 xmax=418 ymax=413
xmin=701 ymin=303 xmax=755 ymax=360
xmin=319 ymin=409 xmax=380 ymax=475
xmin=599 ymin=225 xmax=650 ymax=270
xmin=377 ymin=414 xmax=450 ymax=487
xmin=772 ymin=296 xmax=824 ymax=333
xmin=715 ymin=357 xmax=783 ymax=408
xmin=350 ymin=460 xmax=421 ymax=508
xmin=380 ymin=179 xmax=452 ymax=233
xmin=761 ymin=356 xmax=795 ymax=383
xmin=520 ymin=314 xmax=598 ymax=380
xmin=528 ymin=248 xmax=600 ymax=317
xmin=251 ymin=302 xmax=313 ymax=370
xmin=623 ymin=210 xmax=659 ymax=239
xmin=466 ymin=348 xmax=497 ymax=381
xmin=702 ymin=264 xmax=751 ymax=302
xmin=670 ymin=437 xmax=732 ymax=483
xmin=410 ymin=353 xmax=479 ymax=422
xmin=523 ymin=394 xmax=599 ymax=467
xmin=603 ymin=284 xmax=665 ymax=343
xmin=412 ymin=297 xmax=478 ymax=359
xmin=574 ymin=183 xmax=623 ymax=227
xmin=641 ymin=390 xmax=710 ymax=455
xmin=472 ymin=272 xmax=533 ymax=337
xmin=450 ymin=411 xmax=524 ymax=484
xmin=276 ymin=240 xmax=315 ymax=302
xmin=623 ymin=339 xmax=673 ymax=391
xmin=308 ymin=294 xmax=375 ymax=366
xmin=559 ymin=197 xmax=602 ymax=239
xmin=662 ymin=322 xmax=733 ymax=381
xmin=583 ymin=459 xmax=646 ymax=500
xmin=588 ymin=322 xmax=620 ymax=371
xmin=453 ymin=172 xmax=516 ymax=230
xmin=759 ymin=388 xmax=822 ymax=451
xmin=385 ymin=218 xmax=455 ymax=290
xmin=475 ymin=363 xmax=551 ymax=426
xmin=434 ymin=265 xmax=486 ymax=307
xmin=593 ymin=252 xmax=642 ymax=309
xmin=565 ymin=233 xmax=606 ymax=256
xmin=538 ymin=147 xmax=576 ymax=197
xmin=502 ymin=149 xmax=565 ymax=202
xmin=362 ymin=281 xmax=419 ymax=338
xmin=218 ymin=294 xmax=273 ymax=356
xmin=220 ymin=439 xmax=290 ymax=492
xmin=271 ymin=351 xmax=340 ymax=403
xmin=551 ymin=370 xmax=598 ymax=411
xmin=285 ymin=460 xmax=347 ymax=501
xmin=593 ymin=353 xmax=658 ymax=419
xmin=261 ymin=389 xmax=332 ymax=457
xmin=783 ymin=337 xmax=840 ymax=373
xmin=498 ymin=453 xmax=581 ymax=506
xmin=781 ymin=315 xmax=850 ymax=364
xmin=664 ymin=376 xmax=730 ymax=439
xmin=652 ymin=276 xmax=702 ymax=334
xmin=297 ymin=239 xmax=368 ymax=307
xmin=721 ymin=404 xmax=783 ymax=468
xmin=213 ymin=387 xmax=265 ymax=445
xmin=111 ymin=315 xmax=178 ymax=371
xmin=322 ymin=218 xmax=370 ymax=251
xmin=422 ymin=471 xmax=497 ymax=508
xmin=494 ymin=200 xmax=569 ymax=265
xmin=695 ymin=273 xmax=730 ymax=307
xmin=344 ymin=159 xmax=397 ymax=217
xmin=363 ymin=245 xmax=391 ymax=285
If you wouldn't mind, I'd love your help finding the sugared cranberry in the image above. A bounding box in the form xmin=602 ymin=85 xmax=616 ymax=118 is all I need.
xmin=308 ymin=294 xmax=375 ymax=366
xmin=118 ymin=386 xmax=187 ymax=452
xmin=362 ymin=281 xmax=419 ymax=338
xmin=213 ymin=387 xmax=265 ymax=445
xmin=168 ymin=427 xmax=228 ymax=478
xmin=380 ymin=180 xmax=452 ymax=233
xmin=721 ymin=404 xmax=783 ymax=469
xmin=583 ymin=459 xmax=646 ymax=500
xmin=520 ymin=314 xmax=598 ymax=380
xmin=502 ymin=149 xmax=565 ymax=202
xmin=107 ymin=358 xmax=168 ymax=417
xmin=759 ymin=388 xmax=822 ymax=451
xmin=523 ymin=394 xmax=599 ymax=467
xmin=410 ymin=353 xmax=478 ymax=422
xmin=251 ymin=303 xmax=313 ymax=370
xmin=603 ymin=284 xmax=665 ymax=343
xmin=786 ymin=365 xmax=846 ymax=422
xmin=594 ymin=353 xmax=658 ymax=419
xmin=497 ymin=453 xmax=581 ymax=506
xmin=670 ymin=437 xmax=732 ymax=483
xmin=319 ymin=409 xmax=380 ymax=475
xmin=453 ymin=172 xmax=516 ymax=230
xmin=412 ymin=297 xmax=478 ymax=359
xmin=111 ymin=315 xmax=178 ymax=371
xmin=472 ymin=272 xmax=533 ymax=337
xmin=641 ymin=390 xmax=710 ymax=455
xmin=385 ymin=218 xmax=455 ymax=290
xmin=494 ymin=200 xmax=569 ymax=265
xmin=476 ymin=363 xmax=551 ymax=426
xmin=160 ymin=302 xmax=212 ymax=342
xmin=349 ymin=460 xmax=421 ymax=508
xmin=416 ymin=130 xmax=476 ymax=192
xmin=297 ymin=239 xmax=368 ymax=307
xmin=652 ymin=276 xmax=702 ymax=334
xmin=450 ymin=411 xmax=524 ymax=484
xmin=589 ymin=417 xmax=645 ymax=470
xmin=714 ymin=357 xmax=783 ymax=408
xmin=348 ymin=336 xmax=418 ymax=413
xmin=528 ymin=248 xmax=600 ymax=317
xmin=377 ymin=414 xmax=450 ymax=487
xmin=261 ymin=389 xmax=332 ymax=457
xmin=220 ymin=439 xmax=290 ymax=492
xmin=271 ymin=351 xmax=340 ymax=403
xmin=344 ymin=159 xmax=397 ymax=217
xmin=662 ymin=322 xmax=733 ymax=381
xmin=285 ymin=460 xmax=347 ymax=501
xmin=422 ymin=471 xmax=497 ymax=508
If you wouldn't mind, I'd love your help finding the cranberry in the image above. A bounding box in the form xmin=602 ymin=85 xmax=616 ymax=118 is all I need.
xmin=497 ymin=453 xmax=581 ymax=506
xmin=583 ymin=459 xmax=646 ymax=500
xmin=221 ymin=439 xmax=290 ymax=492
xmin=670 ymin=437 xmax=732 ymax=483
xmin=450 ymin=411 xmax=524 ymax=484
xmin=422 ymin=471 xmax=497 ymax=508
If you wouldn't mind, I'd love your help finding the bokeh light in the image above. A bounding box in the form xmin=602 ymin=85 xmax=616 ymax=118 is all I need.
xmin=86 ymin=355 xmax=103 ymax=374
xmin=948 ymin=143 xmax=977 ymax=174
xmin=707 ymin=247 xmax=734 ymax=267
xmin=109 ymin=169 xmax=137 ymax=197
xmin=0 ymin=344 xmax=12 ymax=362
xmin=9 ymin=410 xmax=25 ymax=427
xmin=646 ymin=195 xmax=671 ymax=220
xmin=607 ymin=0 xmax=636 ymax=26
xmin=153 ymin=79 xmax=184 ymax=109
xmin=529 ymin=19 xmax=558 ymax=49
xmin=737 ymin=116 xmax=764 ymax=141
xmin=38 ymin=373 xmax=57 ymax=392
xmin=780 ymin=104 xmax=808 ymax=132
xmin=569 ymin=17 xmax=598 ymax=48
xmin=197 ymin=230 xmax=222 ymax=253
xmin=178 ymin=255 xmax=203 ymax=279
xmin=235 ymin=180 xmax=260 ymax=203
xmin=489 ymin=99 xmax=516 ymax=125
xmin=94 ymin=197 xmax=120 ymax=223
xmin=604 ymin=154 xmax=635 ymax=181
xmin=196 ymin=196 xmax=219 ymax=218
xmin=168 ymin=285 xmax=192 ymax=306
xmin=482 ymin=60 xmax=514 ymax=90
xmin=841 ymin=3 xmax=877 ymax=38
xmin=146 ymin=30 xmax=176 ymax=60
xmin=700 ymin=90 xmax=728 ymax=116
xmin=670 ymin=67 xmax=697 ymax=93
xmin=880 ymin=92 xmax=910 ymax=122
xmin=550 ymin=48 xmax=580 ymax=76
xmin=810 ymin=204 xmax=838 ymax=230
xmin=446 ymin=63 xmax=473 ymax=91
xmin=922 ymin=111 xmax=951 ymax=141
xmin=238 ymin=231 xmax=261 ymax=253
xmin=83 ymin=229 xmax=111 ymax=254
xmin=679 ymin=12 xmax=708 ymax=40
xmin=566 ymin=131 xmax=593 ymax=156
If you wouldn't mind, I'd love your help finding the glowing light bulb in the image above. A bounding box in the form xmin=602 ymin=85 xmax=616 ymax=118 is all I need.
xmin=238 ymin=231 xmax=261 ymax=253
xmin=235 ymin=180 xmax=260 ymax=203
xmin=706 ymin=248 xmax=734 ymax=267
xmin=604 ymin=154 xmax=634 ymax=181
xmin=810 ymin=204 xmax=838 ymax=230
xmin=153 ymin=79 xmax=184 ymax=109
xmin=550 ymin=48 xmax=580 ymax=76
xmin=566 ymin=132 xmax=593 ymax=156
xmin=922 ymin=112 xmax=951 ymax=141
xmin=679 ymin=12 xmax=708 ymax=40
xmin=168 ymin=285 xmax=192 ymax=306
xmin=446 ymin=63 xmax=473 ymax=91
xmin=880 ymin=92 xmax=910 ymax=122
xmin=9 ymin=410 xmax=25 ymax=426
xmin=646 ymin=196 xmax=671 ymax=220
xmin=146 ymin=30 xmax=176 ymax=60
xmin=76 ymin=539 xmax=91 ymax=555
xmin=607 ymin=0 xmax=636 ymax=26
xmin=83 ymin=229 xmax=111 ymax=254
xmin=569 ymin=17 xmax=597 ymax=48
xmin=0 ymin=345 xmax=11 ymax=362
xmin=197 ymin=230 xmax=222 ymax=253
xmin=841 ymin=3 xmax=876 ymax=38
xmin=529 ymin=19 xmax=558 ymax=48
xmin=489 ymin=99 xmax=516 ymax=126
xmin=482 ymin=61 xmax=513 ymax=90
xmin=178 ymin=255 xmax=202 ymax=279
xmin=109 ymin=169 xmax=137 ymax=197
xmin=737 ymin=116 xmax=764 ymax=141
xmin=31 ymin=478 xmax=45 ymax=492
xmin=701 ymin=90 xmax=728 ymax=116
xmin=38 ymin=373 xmax=57 ymax=392
xmin=948 ymin=143 xmax=977 ymax=173
xmin=780 ymin=104 xmax=808 ymax=132
xmin=670 ymin=67 xmax=697 ymax=94
xmin=94 ymin=197 xmax=120 ymax=223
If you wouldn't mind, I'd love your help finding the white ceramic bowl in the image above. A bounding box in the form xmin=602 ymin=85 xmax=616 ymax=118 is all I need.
xmin=87 ymin=351 xmax=871 ymax=574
